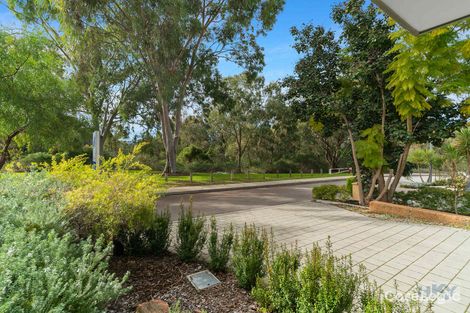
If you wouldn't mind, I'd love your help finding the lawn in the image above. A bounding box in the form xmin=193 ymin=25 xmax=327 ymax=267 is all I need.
xmin=158 ymin=172 xmax=350 ymax=186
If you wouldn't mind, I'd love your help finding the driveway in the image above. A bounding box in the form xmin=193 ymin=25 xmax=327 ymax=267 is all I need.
xmin=158 ymin=183 xmax=470 ymax=313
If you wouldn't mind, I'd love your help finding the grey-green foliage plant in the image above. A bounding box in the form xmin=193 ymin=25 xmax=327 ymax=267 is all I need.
xmin=232 ymin=224 xmax=268 ymax=290
xmin=176 ymin=201 xmax=207 ymax=262
xmin=0 ymin=173 xmax=128 ymax=312
xmin=208 ymin=217 xmax=234 ymax=272
xmin=0 ymin=229 xmax=128 ymax=313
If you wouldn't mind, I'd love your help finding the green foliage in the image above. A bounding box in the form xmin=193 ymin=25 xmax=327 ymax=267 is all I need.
xmin=117 ymin=208 xmax=172 ymax=256
xmin=0 ymin=230 xmax=128 ymax=313
xmin=0 ymin=173 xmax=128 ymax=313
xmin=393 ymin=187 xmax=470 ymax=215
xmin=48 ymin=144 xmax=162 ymax=241
xmin=6 ymin=152 xmax=53 ymax=172
xmin=232 ymin=224 xmax=268 ymax=290
xmin=355 ymin=125 xmax=386 ymax=169
xmin=0 ymin=29 xmax=83 ymax=170
xmin=175 ymin=202 xmax=207 ymax=262
xmin=178 ymin=145 xmax=210 ymax=164
xmin=252 ymin=245 xmax=301 ymax=313
xmin=208 ymin=217 xmax=234 ymax=272
xmin=252 ymin=239 xmax=423 ymax=313
xmin=345 ymin=177 xmax=356 ymax=195
xmin=312 ymin=185 xmax=349 ymax=201
xmin=386 ymin=21 xmax=469 ymax=119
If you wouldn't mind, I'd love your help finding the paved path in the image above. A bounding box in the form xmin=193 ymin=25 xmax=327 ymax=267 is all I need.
xmin=158 ymin=183 xmax=470 ymax=313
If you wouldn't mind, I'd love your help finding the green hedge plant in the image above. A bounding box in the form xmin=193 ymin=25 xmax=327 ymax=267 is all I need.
xmin=312 ymin=185 xmax=349 ymax=201
xmin=208 ymin=217 xmax=234 ymax=272
xmin=252 ymin=238 xmax=426 ymax=312
xmin=232 ymin=224 xmax=268 ymax=290
xmin=175 ymin=201 xmax=207 ymax=262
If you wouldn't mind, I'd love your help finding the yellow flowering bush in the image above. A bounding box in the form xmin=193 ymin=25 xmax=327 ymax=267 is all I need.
xmin=47 ymin=143 xmax=163 ymax=244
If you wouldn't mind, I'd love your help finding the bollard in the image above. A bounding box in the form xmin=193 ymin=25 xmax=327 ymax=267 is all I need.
xmin=247 ymin=171 xmax=250 ymax=181
xmin=230 ymin=170 xmax=234 ymax=181
xmin=190 ymin=171 xmax=193 ymax=183
xmin=320 ymin=168 xmax=323 ymax=174
xmin=277 ymin=170 xmax=279 ymax=178
xmin=289 ymin=169 xmax=292 ymax=178
xmin=310 ymin=169 xmax=313 ymax=174
xmin=210 ymin=171 xmax=213 ymax=183
xmin=263 ymin=171 xmax=266 ymax=180
xmin=300 ymin=170 xmax=303 ymax=178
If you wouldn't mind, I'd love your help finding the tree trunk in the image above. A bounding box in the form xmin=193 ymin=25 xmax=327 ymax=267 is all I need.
xmin=343 ymin=116 xmax=365 ymax=205
xmin=158 ymin=97 xmax=178 ymax=174
xmin=0 ymin=125 xmax=28 ymax=170
xmin=387 ymin=116 xmax=414 ymax=200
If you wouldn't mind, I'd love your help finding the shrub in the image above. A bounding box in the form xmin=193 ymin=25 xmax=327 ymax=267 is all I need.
xmin=312 ymin=184 xmax=349 ymax=201
xmin=252 ymin=245 xmax=301 ymax=313
xmin=208 ymin=217 xmax=234 ymax=272
xmin=0 ymin=173 xmax=128 ymax=312
xmin=149 ymin=208 xmax=172 ymax=255
xmin=394 ymin=187 xmax=470 ymax=215
xmin=116 ymin=208 xmax=172 ymax=256
xmin=5 ymin=152 xmax=54 ymax=172
xmin=232 ymin=224 xmax=268 ymax=290
xmin=175 ymin=202 xmax=207 ymax=262
xmin=48 ymin=144 xmax=163 ymax=241
xmin=0 ymin=229 xmax=128 ymax=313
xmin=0 ymin=172 xmax=68 ymax=236
xmin=252 ymin=239 xmax=423 ymax=313
xmin=345 ymin=177 xmax=356 ymax=195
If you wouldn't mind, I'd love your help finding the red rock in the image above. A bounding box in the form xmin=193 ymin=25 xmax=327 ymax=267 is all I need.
xmin=136 ymin=300 xmax=169 ymax=313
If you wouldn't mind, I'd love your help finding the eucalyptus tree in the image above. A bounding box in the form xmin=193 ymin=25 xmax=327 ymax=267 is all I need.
xmin=54 ymin=0 xmax=284 ymax=173
xmin=208 ymin=74 xmax=265 ymax=173
xmin=8 ymin=0 xmax=146 ymax=153
xmin=0 ymin=29 xmax=79 ymax=169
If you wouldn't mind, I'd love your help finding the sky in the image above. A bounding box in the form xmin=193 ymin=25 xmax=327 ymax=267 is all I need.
xmin=0 ymin=0 xmax=344 ymax=82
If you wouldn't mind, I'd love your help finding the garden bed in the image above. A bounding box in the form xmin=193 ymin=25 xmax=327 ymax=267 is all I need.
xmin=107 ymin=254 xmax=257 ymax=313
xmin=369 ymin=201 xmax=470 ymax=227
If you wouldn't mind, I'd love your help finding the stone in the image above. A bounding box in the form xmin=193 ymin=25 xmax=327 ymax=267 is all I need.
xmin=136 ymin=300 xmax=169 ymax=313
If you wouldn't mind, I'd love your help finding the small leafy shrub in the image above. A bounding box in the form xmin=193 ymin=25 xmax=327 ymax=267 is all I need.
xmin=149 ymin=208 xmax=172 ymax=255
xmin=5 ymin=152 xmax=53 ymax=172
xmin=176 ymin=202 xmax=207 ymax=262
xmin=232 ymin=224 xmax=268 ymax=290
xmin=312 ymin=184 xmax=349 ymax=201
xmin=252 ymin=245 xmax=301 ymax=312
xmin=252 ymin=239 xmax=423 ymax=312
xmin=117 ymin=208 xmax=172 ymax=256
xmin=394 ymin=187 xmax=469 ymax=215
xmin=345 ymin=177 xmax=356 ymax=195
xmin=208 ymin=217 xmax=234 ymax=272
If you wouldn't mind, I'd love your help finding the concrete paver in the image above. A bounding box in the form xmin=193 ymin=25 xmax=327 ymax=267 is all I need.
xmin=158 ymin=182 xmax=470 ymax=312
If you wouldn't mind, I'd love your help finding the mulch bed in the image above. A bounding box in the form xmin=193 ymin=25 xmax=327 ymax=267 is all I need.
xmin=106 ymin=254 xmax=258 ymax=313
